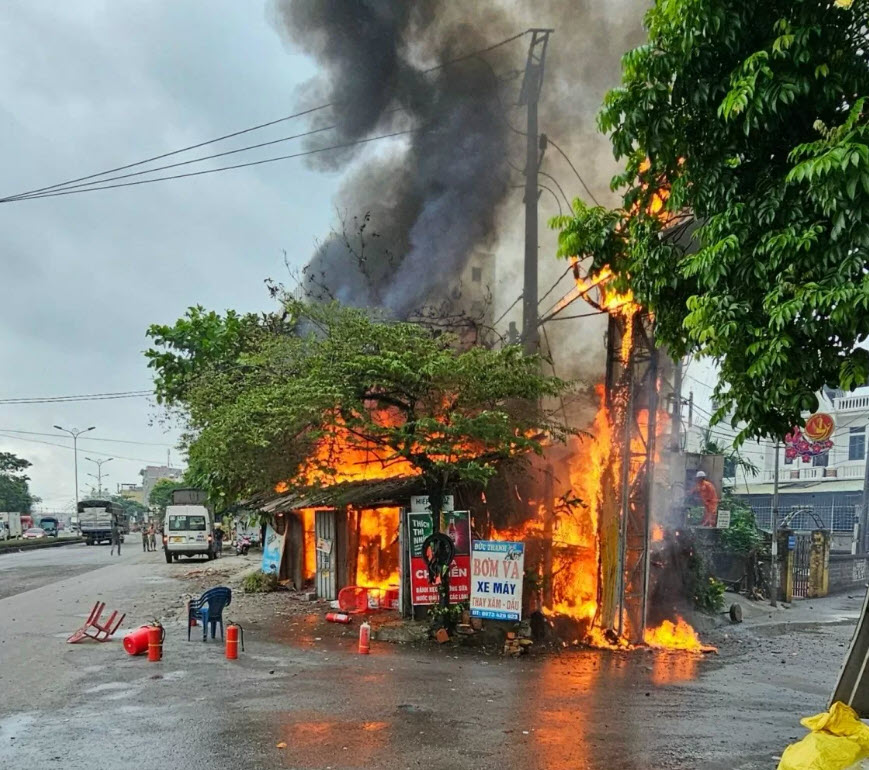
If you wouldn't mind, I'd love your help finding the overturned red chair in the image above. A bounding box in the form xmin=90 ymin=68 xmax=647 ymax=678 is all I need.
xmin=67 ymin=601 xmax=126 ymax=643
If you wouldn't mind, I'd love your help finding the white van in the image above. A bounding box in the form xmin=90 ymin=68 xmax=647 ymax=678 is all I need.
xmin=163 ymin=505 xmax=214 ymax=563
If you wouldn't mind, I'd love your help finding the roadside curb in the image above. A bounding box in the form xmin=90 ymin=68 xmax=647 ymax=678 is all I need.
xmin=0 ymin=538 xmax=84 ymax=556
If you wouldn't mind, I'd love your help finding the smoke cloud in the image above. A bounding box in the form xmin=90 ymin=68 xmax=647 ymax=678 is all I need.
xmin=272 ymin=0 xmax=647 ymax=330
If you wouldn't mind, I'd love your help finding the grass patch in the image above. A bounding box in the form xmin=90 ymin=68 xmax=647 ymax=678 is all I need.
xmin=241 ymin=570 xmax=280 ymax=593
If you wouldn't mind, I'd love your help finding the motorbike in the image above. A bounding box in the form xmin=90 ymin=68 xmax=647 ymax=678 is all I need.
xmin=235 ymin=535 xmax=251 ymax=556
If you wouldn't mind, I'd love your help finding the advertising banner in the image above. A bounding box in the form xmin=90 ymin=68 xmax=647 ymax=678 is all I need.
xmin=441 ymin=510 xmax=471 ymax=603
xmin=408 ymin=512 xmax=437 ymax=605
xmin=261 ymin=524 xmax=285 ymax=575
xmin=470 ymin=540 xmax=525 ymax=621
xmin=407 ymin=509 xmax=472 ymax=605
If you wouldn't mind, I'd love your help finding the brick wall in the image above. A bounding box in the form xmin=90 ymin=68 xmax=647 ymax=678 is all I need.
xmin=829 ymin=554 xmax=869 ymax=593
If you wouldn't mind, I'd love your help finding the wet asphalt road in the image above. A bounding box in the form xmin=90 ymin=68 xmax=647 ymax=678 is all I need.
xmin=0 ymin=535 xmax=861 ymax=769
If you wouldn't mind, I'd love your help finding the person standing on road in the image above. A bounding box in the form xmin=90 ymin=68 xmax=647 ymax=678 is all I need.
xmin=148 ymin=525 xmax=156 ymax=552
xmin=110 ymin=517 xmax=122 ymax=556
xmin=214 ymin=525 xmax=224 ymax=557
xmin=142 ymin=524 xmax=149 ymax=553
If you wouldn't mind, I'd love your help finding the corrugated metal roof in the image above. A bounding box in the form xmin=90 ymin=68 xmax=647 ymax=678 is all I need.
xmin=257 ymin=475 xmax=427 ymax=513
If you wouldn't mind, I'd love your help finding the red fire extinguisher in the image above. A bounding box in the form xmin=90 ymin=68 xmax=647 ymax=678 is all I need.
xmin=325 ymin=612 xmax=352 ymax=624
xmin=147 ymin=622 xmax=165 ymax=662
xmin=358 ymin=620 xmax=371 ymax=654
xmin=225 ymin=622 xmax=244 ymax=660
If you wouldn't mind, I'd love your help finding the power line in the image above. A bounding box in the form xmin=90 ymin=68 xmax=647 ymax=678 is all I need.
xmin=492 ymin=294 xmax=524 ymax=330
xmin=537 ymin=263 xmax=574 ymax=307
xmin=0 ymin=428 xmax=174 ymax=447
xmin=0 ymin=103 xmax=336 ymax=202
xmin=8 ymin=128 xmax=425 ymax=202
xmin=545 ymin=135 xmax=600 ymax=206
xmin=2 ymin=31 xmax=531 ymax=203
xmin=10 ymin=122 xmax=347 ymax=200
xmin=0 ymin=390 xmax=151 ymax=404
xmin=538 ymin=170 xmax=572 ymax=211
xmin=0 ymin=432 xmax=168 ymax=465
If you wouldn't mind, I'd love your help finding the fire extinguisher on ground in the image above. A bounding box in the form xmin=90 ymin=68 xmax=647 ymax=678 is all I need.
xmin=226 ymin=621 xmax=244 ymax=660
xmin=358 ymin=620 xmax=370 ymax=654
xmin=147 ymin=622 xmax=165 ymax=662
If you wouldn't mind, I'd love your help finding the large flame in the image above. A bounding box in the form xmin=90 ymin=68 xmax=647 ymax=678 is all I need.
xmin=644 ymin=616 xmax=716 ymax=653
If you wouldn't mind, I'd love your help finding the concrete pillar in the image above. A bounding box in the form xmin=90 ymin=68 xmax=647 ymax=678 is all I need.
xmin=808 ymin=529 xmax=831 ymax=598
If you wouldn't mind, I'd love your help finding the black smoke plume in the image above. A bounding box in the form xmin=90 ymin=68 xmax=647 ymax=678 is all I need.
xmin=274 ymin=0 xmax=515 ymax=316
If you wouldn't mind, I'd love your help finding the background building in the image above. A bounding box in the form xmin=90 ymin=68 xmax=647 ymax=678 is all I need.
xmin=140 ymin=465 xmax=184 ymax=506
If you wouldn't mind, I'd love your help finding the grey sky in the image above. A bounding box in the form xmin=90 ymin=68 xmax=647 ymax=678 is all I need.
xmin=0 ymin=0 xmax=651 ymax=512
xmin=0 ymin=1 xmax=340 ymax=510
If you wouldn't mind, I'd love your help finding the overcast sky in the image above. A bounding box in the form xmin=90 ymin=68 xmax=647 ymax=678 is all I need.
xmin=0 ymin=1 xmax=341 ymax=510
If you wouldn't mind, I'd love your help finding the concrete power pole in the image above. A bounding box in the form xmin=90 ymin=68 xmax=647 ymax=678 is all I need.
xmin=771 ymin=441 xmax=781 ymax=608
xmin=519 ymin=29 xmax=553 ymax=355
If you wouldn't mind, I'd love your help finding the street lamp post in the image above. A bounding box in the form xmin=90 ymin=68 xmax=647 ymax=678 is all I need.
xmin=53 ymin=425 xmax=95 ymax=510
xmin=85 ymin=456 xmax=112 ymax=497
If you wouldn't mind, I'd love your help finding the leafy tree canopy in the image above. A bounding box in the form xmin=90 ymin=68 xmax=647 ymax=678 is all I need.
xmin=110 ymin=494 xmax=149 ymax=521
xmin=552 ymin=0 xmax=869 ymax=441
xmin=147 ymin=300 xmax=577 ymax=511
xmin=148 ymin=478 xmax=187 ymax=514
xmin=0 ymin=451 xmax=36 ymax=513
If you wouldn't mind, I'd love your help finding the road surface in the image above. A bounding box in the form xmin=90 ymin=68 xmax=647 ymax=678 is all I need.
xmin=0 ymin=534 xmax=860 ymax=769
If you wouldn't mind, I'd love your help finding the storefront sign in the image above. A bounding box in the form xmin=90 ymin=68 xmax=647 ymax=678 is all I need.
xmin=410 ymin=495 xmax=454 ymax=513
xmin=470 ymin=541 xmax=525 ymax=621
xmin=407 ymin=509 xmax=471 ymax=605
xmin=261 ymin=524 xmax=285 ymax=575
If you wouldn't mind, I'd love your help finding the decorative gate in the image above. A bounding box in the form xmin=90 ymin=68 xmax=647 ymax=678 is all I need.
xmin=792 ymin=534 xmax=811 ymax=598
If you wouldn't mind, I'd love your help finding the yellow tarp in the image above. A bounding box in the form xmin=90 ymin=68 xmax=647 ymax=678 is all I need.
xmin=778 ymin=702 xmax=869 ymax=770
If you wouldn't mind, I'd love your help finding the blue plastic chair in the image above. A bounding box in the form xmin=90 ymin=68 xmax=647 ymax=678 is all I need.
xmin=187 ymin=586 xmax=232 ymax=642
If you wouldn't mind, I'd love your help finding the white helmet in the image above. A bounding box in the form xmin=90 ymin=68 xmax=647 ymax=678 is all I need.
xmin=696 ymin=470 xmax=707 ymax=479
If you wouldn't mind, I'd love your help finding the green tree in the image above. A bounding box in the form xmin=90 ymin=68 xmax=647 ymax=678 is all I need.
xmin=147 ymin=300 xmax=577 ymax=512
xmin=110 ymin=495 xmax=149 ymax=522
xmin=148 ymin=479 xmax=186 ymax=518
xmin=0 ymin=452 xmax=36 ymax=513
xmin=552 ymin=0 xmax=869 ymax=441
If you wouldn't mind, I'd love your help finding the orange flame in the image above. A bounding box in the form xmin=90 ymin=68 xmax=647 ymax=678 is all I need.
xmin=644 ymin=616 xmax=716 ymax=653
xmin=354 ymin=506 xmax=400 ymax=592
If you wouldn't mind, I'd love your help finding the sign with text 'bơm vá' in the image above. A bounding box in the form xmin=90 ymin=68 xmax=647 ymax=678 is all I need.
xmin=470 ymin=540 xmax=525 ymax=621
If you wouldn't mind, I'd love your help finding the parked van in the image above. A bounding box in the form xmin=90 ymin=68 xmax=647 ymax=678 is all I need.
xmin=163 ymin=505 xmax=214 ymax=563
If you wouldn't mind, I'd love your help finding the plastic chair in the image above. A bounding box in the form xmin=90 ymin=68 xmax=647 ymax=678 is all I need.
xmin=187 ymin=587 xmax=232 ymax=642
xmin=67 ymin=601 xmax=126 ymax=643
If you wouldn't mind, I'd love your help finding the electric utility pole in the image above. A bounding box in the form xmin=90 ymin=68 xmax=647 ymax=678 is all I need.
xmin=85 ymin=456 xmax=112 ymax=497
xmin=771 ymin=441 xmax=781 ymax=608
xmin=519 ymin=28 xmax=553 ymax=355
xmin=54 ymin=425 xmax=95 ymax=510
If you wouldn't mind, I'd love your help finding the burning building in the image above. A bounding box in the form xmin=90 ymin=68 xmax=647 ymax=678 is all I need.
xmin=257 ymin=1 xmax=710 ymax=650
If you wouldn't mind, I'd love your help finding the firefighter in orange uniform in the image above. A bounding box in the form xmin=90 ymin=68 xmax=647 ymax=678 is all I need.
xmin=694 ymin=471 xmax=719 ymax=526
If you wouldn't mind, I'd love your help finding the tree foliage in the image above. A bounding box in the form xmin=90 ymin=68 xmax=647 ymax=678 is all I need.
xmin=0 ymin=451 xmax=36 ymax=513
xmin=552 ymin=0 xmax=869 ymax=441
xmin=147 ymin=300 xmax=577 ymax=511
xmin=110 ymin=494 xmax=150 ymax=521
xmin=148 ymin=479 xmax=186 ymax=514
